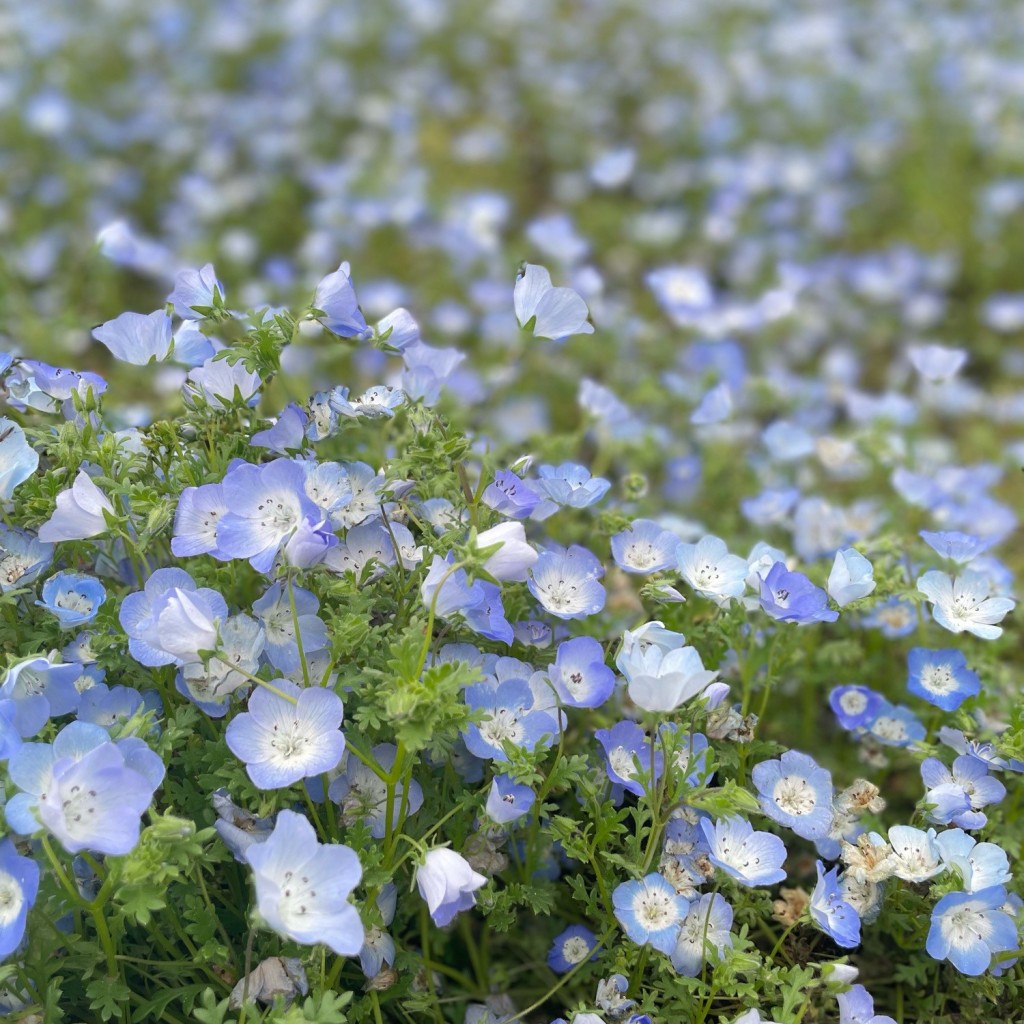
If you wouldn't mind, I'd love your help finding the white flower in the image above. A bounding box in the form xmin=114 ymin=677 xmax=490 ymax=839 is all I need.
xmin=676 ymin=535 xmax=749 ymax=606
xmin=886 ymin=825 xmax=942 ymax=882
xmin=917 ymin=570 xmax=1014 ymax=640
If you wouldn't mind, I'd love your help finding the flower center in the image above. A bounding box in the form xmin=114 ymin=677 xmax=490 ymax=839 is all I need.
xmin=772 ymin=775 xmax=817 ymax=816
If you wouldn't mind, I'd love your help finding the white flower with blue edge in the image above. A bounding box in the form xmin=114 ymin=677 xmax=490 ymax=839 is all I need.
xmin=612 ymin=872 xmax=688 ymax=954
xmin=700 ymin=817 xmax=787 ymax=887
xmin=827 ymin=548 xmax=876 ymax=606
xmin=917 ymin=570 xmax=1014 ymax=640
xmin=935 ymin=828 xmax=1011 ymax=892
xmin=514 ymin=263 xmax=594 ymax=342
xmin=677 ymin=535 xmax=749 ymax=606
xmin=926 ymin=885 xmax=1016 ymax=975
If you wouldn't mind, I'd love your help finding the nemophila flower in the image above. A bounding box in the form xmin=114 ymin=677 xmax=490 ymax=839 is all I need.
xmin=677 ymin=535 xmax=748 ymax=606
xmin=215 ymin=460 xmax=335 ymax=573
xmin=528 ymin=544 xmax=606 ymax=620
xmin=485 ymin=775 xmax=535 ymax=825
xmin=672 ymin=892 xmax=734 ymax=976
xmin=329 ymin=743 xmax=424 ymax=838
xmin=547 ymin=924 xmax=599 ymax=972
xmin=535 ymin=462 xmax=610 ymax=509
xmin=907 ymin=648 xmax=981 ymax=711
xmin=0 ymin=839 xmax=39 ymax=958
xmin=937 ymin=727 xmax=1024 ymax=774
xmin=611 ymin=519 xmax=679 ymax=575
xmin=252 ymin=403 xmax=308 ymax=454
xmin=885 ymin=825 xmax=942 ymax=882
xmin=921 ymin=756 xmax=1005 ymax=829
xmin=2 ymin=654 xmax=82 ymax=726
xmin=0 ymin=700 xmax=22 ymax=759
xmin=472 ymin=522 xmax=537 ymax=582
xmin=119 ymin=567 xmax=227 ymax=667
xmin=860 ymin=596 xmax=918 ymax=638
xmin=827 ymin=549 xmax=876 ymax=606
xmin=359 ymin=884 xmax=398 ymax=979
xmin=935 ymin=829 xmax=1011 ymax=892
xmin=228 ymin=956 xmax=308 ymax=1011
xmin=596 ymin=721 xmax=663 ymax=799
xmin=171 ymin=320 xmax=216 ymax=367
xmin=908 ymin=344 xmax=967 ymax=383
xmin=544 ymin=636 xmax=615 ymax=708
xmin=376 ymin=307 xmax=420 ymax=351
xmin=753 ymin=751 xmax=833 ymax=841
xmin=920 ymin=530 xmax=991 ymax=564
xmin=700 ymin=817 xmax=787 ymax=887
xmin=325 ymin=521 xmax=397 ymax=579
xmin=927 ymin=886 xmax=1017 ymax=975
xmin=829 ymin=685 xmax=885 ymax=731
xmin=313 ymin=261 xmax=369 ymax=339
xmin=421 ymin=553 xmax=484 ymax=620
xmin=326 ymin=461 xmax=385 ymax=529
xmin=0 ymin=527 xmax=52 ymax=593
xmin=917 ymin=569 xmax=1014 ymax=639
xmin=595 ymin=973 xmax=634 ymax=1016
xmin=462 ymin=581 xmax=515 ymax=645
xmin=185 ymin=357 xmax=261 ymax=411
xmin=247 ymin=809 xmax=363 ymax=954
xmin=226 ymin=680 xmax=344 ymax=790
xmin=171 ymin=482 xmax=228 ymax=558
xmin=0 ymin=419 xmax=38 ymax=501
xmin=620 ymin=639 xmax=717 ymax=713
xmin=330 ymin=384 xmax=406 ymax=420
xmin=92 ymin=310 xmax=172 ymax=365
xmin=416 ymin=847 xmax=487 ymax=927
xmin=690 ymin=381 xmax=733 ymax=425
xmin=741 ymin=488 xmax=800 ymax=528
xmin=810 ymin=861 xmax=861 ymax=948
xmin=760 ymin=562 xmax=838 ymax=624
xmin=482 ymin=470 xmax=548 ymax=520
xmin=865 ymin=700 xmax=925 ymax=748
xmin=400 ymin=341 xmax=466 ymax=405
xmin=514 ymin=263 xmax=594 ymax=341
xmin=37 ymin=469 xmax=115 ymax=542
xmin=463 ymin=677 xmax=553 ymax=762
xmin=178 ymin=612 xmax=265 ymax=716
xmin=6 ymin=721 xmax=163 ymax=854
xmin=78 ymin=684 xmax=144 ymax=730
xmin=301 ymin=461 xmax=354 ymax=525
xmin=836 ymin=984 xmax=896 ymax=1024
xmin=613 ymin=872 xmax=688 ymax=954
xmin=168 ymin=262 xmax=224 ymax=319
xmin=37 ymin=572 xmax=106 ymax=629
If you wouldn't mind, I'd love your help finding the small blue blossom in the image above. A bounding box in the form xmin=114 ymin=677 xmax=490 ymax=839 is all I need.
xmin=252 ymin=582 xmax=329 ymax=674
xmin=907 ymin=648 xmax=981 ymax=711
xmin=700 ymin=817 xmax=787 ymax=887
xmin=864 ymin=700 xmax=926 ymax=748
xmin=416 ymin=847 xmax=487 ymax=927
xmin=596 ymin=721 xmax=663 ymax=800
xmin=935 ymin=829 xmax=1011 ymax=892
xmin=827 ymin=549 xmax=876 ymax=607
xmin=92 ymin=310 xmax=173 ymax=365
xmin=167 ymin=262 xmax=224 ymax=319
xmin=482 ymin=470 xmax=550 ymax=520
xmin=1 ymin=654 xmax=82 ymax=725
xmin=313 ymin=261 xmax=369 ymax=339
xmin=547 ymin=924 xmax=599 ymax=973
xmin=528 ymin=544 xmax=606 ymax=620
xmin=485 ymin=775 xmax=535 ymax=825
xmin=920 ymin=530 xmax=991 ymax=564
xmin=247 ymin=809 xmax=363 ymax=954
xmin=545 ymin=636 xmax=615 ymax=709
xmin=251 ymin=404 xmax=308 ymax=454
xmin=752 ymin=750 xmax=833 ymax=841
xmin=612 ymin=872 xmax=688 ymax=954
xmin=926 ymin=886 xmax=1017 ymax=975
xmin=829 ymin=685 xmax=885 ymax=731
xmin=37 ymin=572 xmax=106 ymax=629
xmin=921 ymin=756 xmax=1006 ymax=830
xmin=185 ymin=356 xmax=262 ymax=409
xmin=0 ymin=838 xmax=40 ymax=958
xmin=463 ymin=678 xmax=553 ymax=762
xmin=514 ymin=263 xmax=594 ymax=341
xmin=37 ymin=469 xmax=115 ymax=543
xmin=618 ymin=636 xmax=717 ymax=713
xmin=672 ymin=892 xmax=734 ymax=976
xmin=0 ymin=527 xmax=53 ymax=593
xmin=0 ymin=419 xmax=39 ymax=501
xmin=810 ymin=861 xmax=861 ymax=948
xmin=759 ymin=562 xmax=839 ymax=624
xmin=837 ymin=983 xmax=896 ymax=1024
xmin=677 ymin=535 xmax=749 ymax=606
xmin=329 ymin=743 xmax=424 ymax=839
xmin=610 ymin=519 xmax=679 ymax=575
xmin=226 ymin=680 xmax=345 ymax=790
xmin=535 ymin=462 xmax=610 ymax=509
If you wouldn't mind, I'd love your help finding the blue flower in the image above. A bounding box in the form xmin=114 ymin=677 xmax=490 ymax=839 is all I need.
xmin=545 ymin=636 xmax=615 ymax=709
xmin=672 ymin=892 xmax=734 ymax=975
xmin=252 ymin=582 xmax=328 ymax=674
xmin=6 ymin=721 xmax=163 ymax=855
xmin=676 ymin=535 xmax=749 ymax=606
xmin=919 ymin=530 xmax=991 ymax=564
xmin=528 ymin=544 xmax=606 ymax=620
xmin=907 ymin=648 xmax=981 ymax=711
xmin=927 ymin=886 xmax=1017 ymax=975
xmin=535 ymin=463 xmax=610 ymax=509
xmin=513 ymin=263 xmax=594 ymax=341
xmin=0 ymin=838 xmax=39 ymax=958
xmin=610 ymin=520 xmax=679 ymax=575
xmin=595 ymin=721 xmax=663 ymax=800
xmin=185 ymin=356 xmax=261 ymax=410
xmin=837 ymin=983 xmax=896 ymax=1024
xmin=829 ymin=685 xmax=885 ymax=731
xmin=167 ymin=262 xmax=224 ymax=319
xmin=864 ymin=700 xmax=925 ymax=748
xmin=312 ymin=262 xmax=369 ymax=339
xmin=752 ymin=751 xmax=833 ymax=841
xmin=0 ymin=419 xmax=39 ymax=501
xmin=921 ymin=756 xmax=1005 ymax=830
xmin=416 ymin=847 xmax=487 ymax=927
xmin=860 ymin=596 xmax=918 ymax=638
xmin=0 ymin=527 xmax=52 ymax=593
xmin=826 ymin=549 xmax=876 ymax=607
xmin=171 ymin=482 xmax=229 ymax=558
xmin=1 ymin=654 xmax=82 ymax=725
xmin=178 ymin=612 xmax=265 ymax=716
xmin=252 ymin=404 xmax=308 ymax=454
xmin=247 ymin=809 xmax=363 ymax=954
xmin=759 ymin=562 xmax=838 ymax=624
xmin=482 ymin=470 xmax=550 ymax=520
xmin=547 ymin=924 xmax=599 ymax=973
xmin=37 ymin=470 xmax=115 ymax=543
xmin=329 ymin=743 xmax=424 ymax=839
xmin=908 ymin=344 xmax=967 ymax=383
xmin=935 ymin=829 xmax=1011 ymax=892
xmin=119 ymin=567 xmax=227 ymax=667
xmin=810 ymin=861 xmax=861 ymax=947
xmin=226 ymin=680 xmax=345 ymax=790
xmin=92 ymin=310 xmax=172 ymax=365
xmin=612 ymin=872 xmax=688 ymax=954
xmin=700 ymin=817 xmax=787 ymax=887
xmin=485 ymin=775 xmax=535 ymax=825
xmin=78 ymin=684 xmax=144 ymax=730
xmin=37 ymin=572 xmax=106 ymax=629
xmin=463 ymin=678 xmax=553 ymax=762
